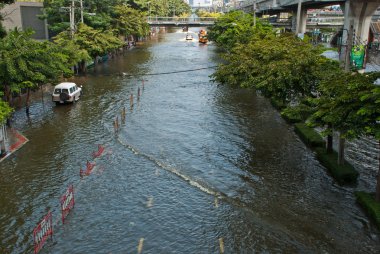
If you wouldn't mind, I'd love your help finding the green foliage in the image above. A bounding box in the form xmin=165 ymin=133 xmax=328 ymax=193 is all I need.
xmin=113 ymin=4 xmax=150 ymax=38
xmin=309 ymin=72 xmax=380 ymax=140
xmin=281 ymin=103 xmax=313 ymax=123
xmin=131 ymin=0 xmax=191 ymax=17
xmin=315 ymin=148 xmax=359 ymax=184
xmin=212 ymin=32 xmax=334 ymax=104
xmin=294 ymin=123 xmax=325 ymax=148
xmin=0 ymin=29 xmax=73 ymax=95
xmin=53 ymin=32 xmax=91 ymax=66
xmin=270 ymin=98 xmax=286 ymax=110
xmin=355 ymin=191 xmax=380 ymax=229
xmin=43 ymin=0 xmax=122 ymax=35
xmin=197 ymin=10 xmax=222 ymax=18
xmin=54 ymin=23 xmax=123 ymax=59
xmin=208 ymin=11 xmax=272 ymax=52
xmin=357 ymin=85 xmax=380 ymax=140
xmin=0 ymin=99 xmax=13 ymax=124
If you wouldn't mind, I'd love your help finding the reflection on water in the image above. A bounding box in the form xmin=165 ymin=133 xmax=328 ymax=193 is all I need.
xmin=0 ymin=27 xmax=379 ymax=253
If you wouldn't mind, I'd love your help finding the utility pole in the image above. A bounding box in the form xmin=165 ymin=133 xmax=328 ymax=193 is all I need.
xmin=80 ymin=0 xmax=84 ymax=23
xmin=70 ymin=0 xmax=75 ymax=35
xmin=253 ymin=0 xmax=256 ymax=27
xmin=60 ymin=0 xmax=76 ymax=37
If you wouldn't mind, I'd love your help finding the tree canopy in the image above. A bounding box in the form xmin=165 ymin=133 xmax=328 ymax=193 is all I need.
xmin=113 ymin=4 xmax=150 ymax=38
xmin=208 ymin=11 xmax=272 ymax=52
xmin=54 ymin=23 xmax=123 ymax=59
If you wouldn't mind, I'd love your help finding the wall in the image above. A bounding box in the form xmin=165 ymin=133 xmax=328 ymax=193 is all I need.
xmin=0 ymin=1 xmax=47 ymax=40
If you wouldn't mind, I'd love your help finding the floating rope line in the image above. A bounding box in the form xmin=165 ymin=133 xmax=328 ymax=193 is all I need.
xmin=122 ymin=66 xmax=217 ymax=77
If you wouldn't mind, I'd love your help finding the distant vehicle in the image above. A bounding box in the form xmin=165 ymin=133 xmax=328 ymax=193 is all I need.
xmin=186 ymin=34 xmax=193 ymax=40
xmin=198 ymin=29 xmax=208 ymax=44
xmin=52 ymin=82 xmax=82 ymax=105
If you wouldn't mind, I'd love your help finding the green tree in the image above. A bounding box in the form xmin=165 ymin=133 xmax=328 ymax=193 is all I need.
xmin=309 ymin=72 xmax=380 ymax=165
xmin=212 ymin=33 xmax=328 ymax=104
xmin=0 ymin=29 xmax=74 ymax=115
xmin=0 ymin=98 xmax=13 ymax=124
xmin=54 ymin=23 xmax=123 ymax=72
xmin=43 ymin=0 xmax=123 ymax=35
xmin=208 ymin=11 xmax=271 ymax=52
xmin=131 ymin=0 xmax=190 ymax=17
xmin=357 ymin=85 xmax=380 ymax=201
xmin=113 ymin=4 xmax=150 ymax=40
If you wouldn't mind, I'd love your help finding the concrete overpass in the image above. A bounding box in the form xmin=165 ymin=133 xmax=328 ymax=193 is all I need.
xmin=239 ymin=0 xmax=380 ymax=46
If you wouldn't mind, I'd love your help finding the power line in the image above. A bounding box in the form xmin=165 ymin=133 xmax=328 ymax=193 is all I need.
xmin=122 ymin=66 xmax=217 ymax=77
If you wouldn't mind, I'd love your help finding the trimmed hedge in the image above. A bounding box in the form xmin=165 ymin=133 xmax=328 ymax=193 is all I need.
xmin=294 ymin=123 xmax=325 ymax=148
xmin=355 ymin=191 xmax=380 ymax=229
xmin=281 ymin=111 xmax=302 ymax=123
xmin=270 ymin=98 xmax=286 ymax=110
xmin=315 ymin=148 xmax=359 ymax=184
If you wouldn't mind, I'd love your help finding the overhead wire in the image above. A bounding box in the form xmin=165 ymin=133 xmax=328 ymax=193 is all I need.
xmin=122 ymin=66 xmax=218 ymax=77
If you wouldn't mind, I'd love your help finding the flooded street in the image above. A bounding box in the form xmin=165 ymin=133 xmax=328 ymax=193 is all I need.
xmin=1 ymin=28 xmax=379 ymax=253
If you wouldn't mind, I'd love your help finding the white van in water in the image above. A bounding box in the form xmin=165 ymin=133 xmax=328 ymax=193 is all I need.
xmin=52 ymin=82 xmax=82 ymax=105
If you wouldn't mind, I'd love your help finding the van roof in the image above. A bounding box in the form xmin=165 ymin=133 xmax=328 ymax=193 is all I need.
xmin=54 ymin=82 xmax=77 ymax=89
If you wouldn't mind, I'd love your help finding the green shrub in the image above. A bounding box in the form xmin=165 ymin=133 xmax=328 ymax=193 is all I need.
xmin=281 ymin=109 xmax=302 ymax=123
xmin=281 ymin=105 xmax=313 ymax=124
xmin=270 ymin=98 xmax=286 ymax=110
xmin=355 ymin=191 xmax=380 ymax=229
xmin=294 ymin=123 xmax=325 ymax=147
xmin=315 ymin=148 xmax=359 ymax=184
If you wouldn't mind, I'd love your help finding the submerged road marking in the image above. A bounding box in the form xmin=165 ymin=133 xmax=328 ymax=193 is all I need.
xmin=116 ymin=135 xmax=225 ymax=199
xmin=147 ymin=197 xmax=153 ymax=208
xmin=219 ymin=237 xmax=224 ymax=254
xmin=214 ymin=197 xmax=219 ymax=208
xmin=138 ymin=238 xmax=144 ymax=254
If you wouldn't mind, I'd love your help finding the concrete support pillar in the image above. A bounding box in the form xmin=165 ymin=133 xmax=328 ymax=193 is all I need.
xmin=340 ymin=0 xmax=380 ymax=63
xmin=294 ymin=0 xmax=307 ymax=36
xmin=343 ymin=0 xmax=380 ymax=44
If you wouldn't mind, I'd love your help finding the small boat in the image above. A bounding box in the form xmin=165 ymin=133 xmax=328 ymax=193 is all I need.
xmin=186 ymin=34 xmax=193 ymax=40
xmin=198 ymin=29 xmax=208 ymax=44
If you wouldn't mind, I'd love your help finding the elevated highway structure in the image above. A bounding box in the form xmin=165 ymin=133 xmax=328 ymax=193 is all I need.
xmin=239 ymin=0 xmax=380 ymax=47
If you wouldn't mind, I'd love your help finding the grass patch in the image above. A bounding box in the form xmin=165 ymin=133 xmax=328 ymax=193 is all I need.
xmin=270 ymin=98 xmax=286 ymax=110
xmin=315 ymin=148 xmax=359 ymax=184
xmin=294 ymin=123 xmax=325 ymax=148
xmin=355 ymin=191 xmax=380 ymax=229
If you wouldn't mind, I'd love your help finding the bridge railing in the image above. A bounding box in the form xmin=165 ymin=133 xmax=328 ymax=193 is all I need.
xmin=147 ymin=17 xmax=217 ymax=23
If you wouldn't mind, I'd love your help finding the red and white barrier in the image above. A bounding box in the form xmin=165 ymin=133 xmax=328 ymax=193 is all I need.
xmin=60 ymin=185 xmax=75 ymax=224
xmin=80 ymin=160 xmax=96 ymax=177
xmin=92 ymin=144 xmax=105 ymax=158
xmin=33 ymin=211 xmax=53 ymax=254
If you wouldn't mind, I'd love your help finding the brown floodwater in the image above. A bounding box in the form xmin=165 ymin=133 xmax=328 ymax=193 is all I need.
xmin=0 ymin=28 xmax=379 ymax=253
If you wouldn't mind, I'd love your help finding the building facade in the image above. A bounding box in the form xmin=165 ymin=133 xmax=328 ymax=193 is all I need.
xmin=0 ymin=1 xmax=48 ymax=40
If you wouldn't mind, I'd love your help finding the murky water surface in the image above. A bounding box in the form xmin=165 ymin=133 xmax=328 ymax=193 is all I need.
xmin=1 ymin=28 xmax=379 ymax=253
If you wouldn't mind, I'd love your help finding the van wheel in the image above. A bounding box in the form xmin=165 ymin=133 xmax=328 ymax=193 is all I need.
xmin=55 ymin=102 xmax=60 ymax=106
xmin=72 ymin=96 xmax=76 ymax=104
